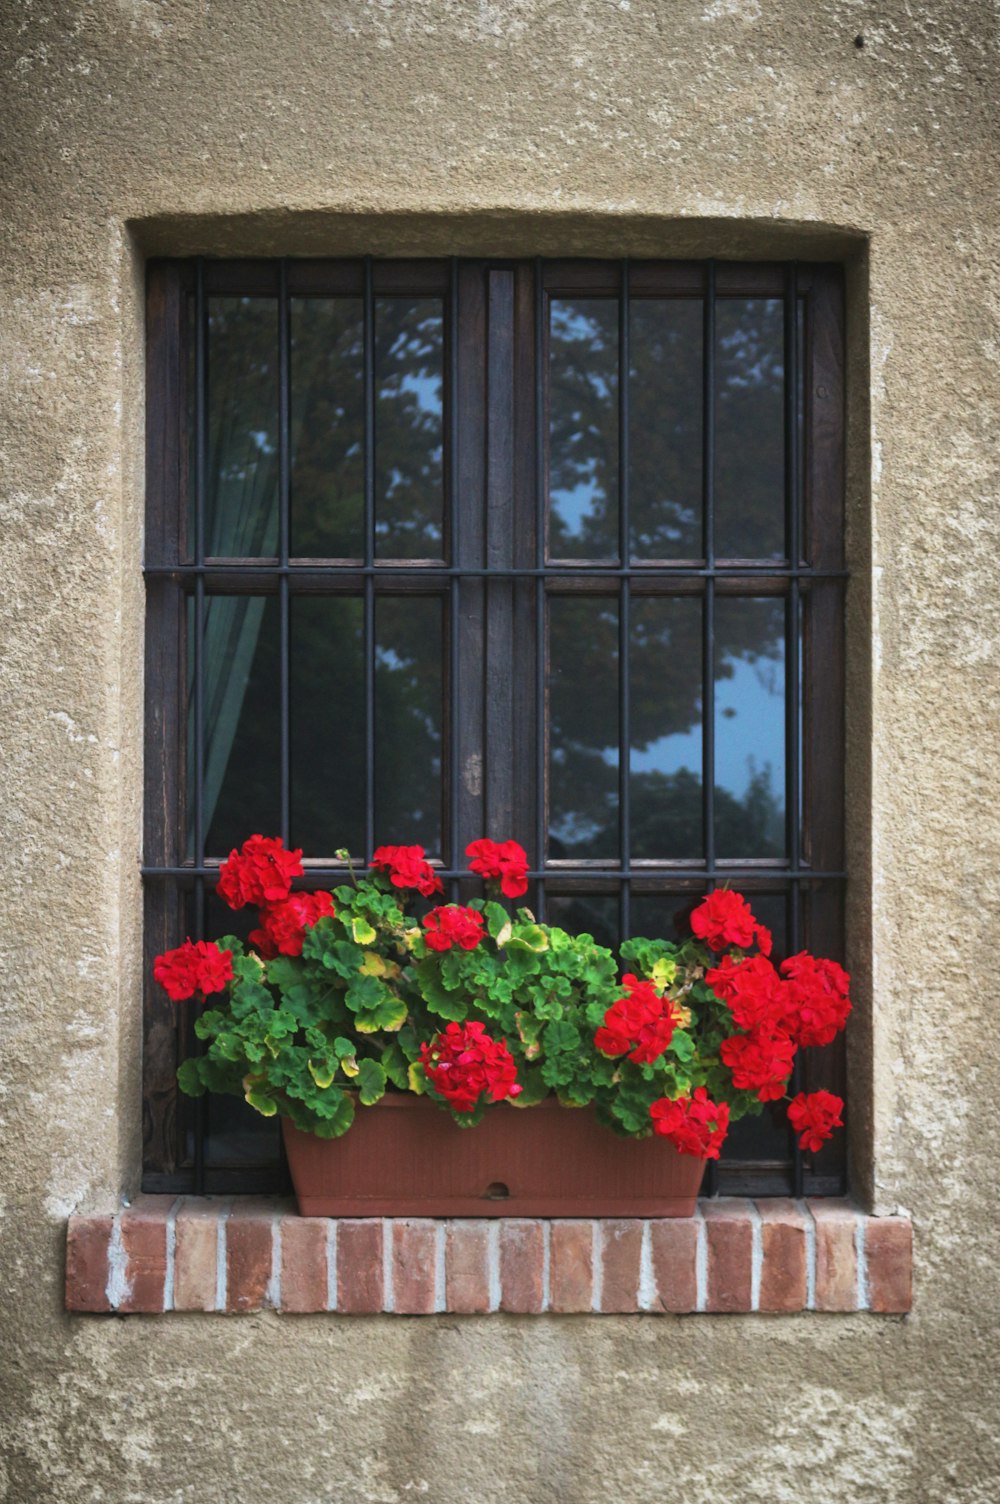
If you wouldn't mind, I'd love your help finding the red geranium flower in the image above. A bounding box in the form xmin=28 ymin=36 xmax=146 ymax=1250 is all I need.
xmin=720 ymin=1027 xmax=797 ymax=1102
xmin=153 ymin=939 xmax=233 ymax=1002
xmin=249 ymin=891 xmax=335 ymax=959
xmin=216 ymin=834 xmax=303 ymax=911
xmin=370 ymin=844 xmax=443 ymax=898
xmin=595 ymin=974 xmax=683 ymax=1065
xmin=690 ymin=889 xmax=759 ymax=951
xmin=465 ymin=837 xmax=530 ymax=899
xmin=419 ymin=1021 xmax=522 ymax=1112
xmin=422 ymin=905 xmax=486 ymax=952
xmin=788 ymin=1089 xmax=844 ymax=1152
xmin=780 ymin=953 xmax=852 ymax=1048
xmin=706 ymin=953 xmax=787 ymax=1032
xmin=650 ymin=1088 xmax=730 ymax=1160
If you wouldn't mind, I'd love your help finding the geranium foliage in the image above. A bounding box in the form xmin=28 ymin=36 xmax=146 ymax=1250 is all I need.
xmin=159 ymin=833 xmax=849 ymax=1157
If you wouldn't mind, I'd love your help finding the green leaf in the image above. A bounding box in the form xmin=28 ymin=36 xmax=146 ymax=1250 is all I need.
xmin=177 ymin=1057 xmax=207 ymax=1096
xmin=356 ymin=1058 xmax=387 ymax=1106
xmin=354 ymin=993 xmax=409 ymax=1033
xmin=308 ymin=1058 xmax=336 ymax=1089
xmin=380 ymin=1041 xmax=409 ymax=1090
xmin=484 ymin=902 xmax=510 ymax=940
xmin=352 ymin=916 xmax=377 ymax=945
xmin=244 ymin=1090 xmax=278 ymax=1117
xmin=543 ymin=1019 xmax=581 ymax=1054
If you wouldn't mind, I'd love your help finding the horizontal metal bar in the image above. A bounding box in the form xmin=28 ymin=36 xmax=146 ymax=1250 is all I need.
xmin=142 ymin=864 xmax=847 ymax=881
xmin=144 ymin=562 xmax=848 ymax=580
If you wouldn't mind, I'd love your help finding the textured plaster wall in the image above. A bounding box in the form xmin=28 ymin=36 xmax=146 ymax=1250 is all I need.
xmin=1 ymin=2 xmax=998 ymax=1500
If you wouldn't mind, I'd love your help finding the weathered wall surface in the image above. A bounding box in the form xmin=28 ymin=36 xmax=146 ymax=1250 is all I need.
xmin=1 ymin=2 xmax=998 ymax=1500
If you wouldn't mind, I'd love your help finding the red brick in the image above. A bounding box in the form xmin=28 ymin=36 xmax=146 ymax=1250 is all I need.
xmin=500 ymin=1220 xmax=545 ymax=1313
xmin=280 ymin=1217 xmax=330 ymax=1313
xmin=119 ymin=1198 xmax=172 ymax=1313
xmin=336 ymin=1220 xmax=384 ymax=1313
xmin=392 ymin=1221 xmax=437 ymax=1314
xmin=756 ymin=1199 xmax=807 ymax=1313
xmin=703 ymin=1199 xmax=753 ymax=1313
xmin=65 ymin=1215 xmax=113 ymax=1312
xmin=446 ymin=1222 xmax=491 ymax=1314
xmin=650 ymin=1219 xmax=698 ymax=1313
xmin=226 ymin=1202 xmax=275 ymax=1313
xmin=865 ymin=1216 xmax=913 ymax=1313
xmin=174 ymin=1198 xmax=223 ymax=1312
xmin=809 ymin=1200 xmax=859 ymax=1312
xmin=599 ymin=1220 xmax=643 ymax=1313
xmin=549 ymin=1221 xmax=594 ymax=1314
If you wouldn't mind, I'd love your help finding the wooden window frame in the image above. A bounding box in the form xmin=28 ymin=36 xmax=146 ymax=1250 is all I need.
xmin=142 ymin=256 xmax=846 ymax=1197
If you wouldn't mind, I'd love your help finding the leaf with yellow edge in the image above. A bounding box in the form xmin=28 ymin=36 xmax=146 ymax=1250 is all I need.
xmin=407 ymin=1061 xmax=427 ymax=1095
xmin=652 ymin=956 xmax=678 ymax=989
xmin=245 ymin=1090 xmax=278 ymax=1117
xmin=359 ymin=950 xmax=389 ymax=977
xmin=351 ymin=916 xmax=377 ymax=945
xmin=354 ymin=993 xmax=408 ymax=1034
xmin=308 ymin=1059 xmax=336 ymax=1089
xmin=339 ymin=1053 xmax=359 ymax=1078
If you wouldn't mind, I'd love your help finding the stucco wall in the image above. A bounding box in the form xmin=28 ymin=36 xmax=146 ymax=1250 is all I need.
xmin=1 ymin=2 xmax=998 ymax=1500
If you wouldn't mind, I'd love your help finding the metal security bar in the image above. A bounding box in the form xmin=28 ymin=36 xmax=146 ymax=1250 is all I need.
xmin=142 ymin=257 xmax=847 ymax=1197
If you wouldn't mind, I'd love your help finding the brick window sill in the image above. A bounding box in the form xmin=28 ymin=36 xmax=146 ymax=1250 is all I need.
xmin=65 ymin=1197 xmax=912 ymax=1316
xmin=64 ymin=1197 xmax=914 ymax=1317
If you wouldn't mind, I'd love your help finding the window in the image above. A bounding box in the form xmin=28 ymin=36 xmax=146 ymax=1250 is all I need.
xmin=143 ymin=257 xmax=846 ymax=1198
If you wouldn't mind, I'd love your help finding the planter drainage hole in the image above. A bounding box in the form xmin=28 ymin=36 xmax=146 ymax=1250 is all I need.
xmin=484 ymin=1181 xmax=511 ymax=1201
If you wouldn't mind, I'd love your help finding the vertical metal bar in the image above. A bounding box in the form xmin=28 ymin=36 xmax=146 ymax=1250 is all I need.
xmin=618 ymin=259 xmax=631 ymax=945
xmin=785 ymin=262 xmax=804 ymax=1197
xmin=363 ymin=257 xmax=376 ymax=865
xmin=193 ymin=257 xmax=208 ymax=1195
xmin=448 ymin=258 xmax=461 ymax=902
xmin=534 ymin=258 xmax=546 ymax=922
xmin=278 ymin=260 xmax=292 ymax=848
xmin=701 ymin=260 xmax=717 ymax=1198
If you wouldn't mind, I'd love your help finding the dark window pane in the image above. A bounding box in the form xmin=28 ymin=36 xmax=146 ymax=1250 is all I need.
xmin=545 ymin=893 xmax=618 ymax=954
xmin=194 ymin=595 xmax=281 ymax=859
xmin=738 ymin=891 xmax=788 ymax=959
xmin=630 ymin=596 xmax=703 ymax=858
xmin=375 ymin=298 xmax=444 ymax=559
xmin=715 ymin=298 xmax=784 ymax=560
xmin=374 ymin=596 xmax=443 ymax=854
xmin=714 ymin=597 xmax=786 ymax=858
xmin=291 ymin=597 xmax=364 ymax=858
xmin=204 ymin=298 xmax=278 ymax=558
xmin=630 ymin=891 xmax=707 ymax=948
xmin=719 ymin=1104 xmax=791 ymax=1165
xmin=290 ymin=297 xmax=365 ymax=558
xmin=548 ymin=596 xmax=618 ymax=860
xmin=629 ymin=299 xmax=702 ymax=559
xmin=549 ymin=298 xmax=619 ymax=560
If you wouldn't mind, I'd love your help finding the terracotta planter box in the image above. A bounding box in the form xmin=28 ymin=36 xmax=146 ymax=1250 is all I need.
xmin=282 ymin=1095 xmax=706 ymax=1218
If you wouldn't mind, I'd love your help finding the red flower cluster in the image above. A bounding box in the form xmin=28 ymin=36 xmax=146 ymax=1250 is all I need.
xmin=650 ymin=1088 xmax=730 ymax=1160
xmin=153 ymin=939 xmax=233 ymax=1002
xmin=690 ymin=889 xmax=771 ymax=955
xmin=780 ymin=953 xmax=852 ymax=1048
xmin=419 ymin=1021 xmax=522 ymax=1112
xmin=788 ymin=1089 xmax=844 ymax=1152
xmin=595 ymin=974 xmax=683 ymax=1065
xmin=249 ymin=891 xmax=335 ymax=959
xmin=370 ymin=844 xmax=443 ymax=897
xmin=706 ymin=953 xmax=786 ymax=1032
xmin=216 ymin=835 xmax=303 ymax=911
xmin=719 ymin=1028 xmax=796 ymax=1101
xmin=422 ymin=905 xmax=486 ymax=953
xmin=465 ymin=838 xmax=530 ymax=899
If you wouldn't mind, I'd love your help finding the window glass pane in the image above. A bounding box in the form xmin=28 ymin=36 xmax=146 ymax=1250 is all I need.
xmin=374 ymin=596 xmax=443 ymax=854
xmin=290 ymin=297 xmax=365 ymax=558
xmin=630 ymin=596 xmax=703 ymax=859
xmin=714 ymin=596 xmax=786 ymax=858
xmin=291 ymin=596 xmax=364 ymax=857
xmin=205 ymin=298 xmax=279 ymax=558
xmin=545 ymin=893 xmax=618 ymax=954
xmin=629 ymin=299 xmax=702 ymax=559
xmin=548 ymin=298 xmax=619 ymax=560
xmin=194 ymin=595 xmax=281 ymax=859
xmin=720 ymin=1103 xmax=792 ymax=1164
xmin=715 ymin=298 xmax=784 ymax=560
xmin=375 ymin=298 xmax=444 ymax=559
xmin=548 ymin=596 xmax=618 ymax=860
xmin=629 ymin=892 xmax=706 ymax=947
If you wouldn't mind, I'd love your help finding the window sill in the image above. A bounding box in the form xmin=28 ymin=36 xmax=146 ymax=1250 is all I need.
xmin=65 ymin=1196 xmax=911 ymax=1315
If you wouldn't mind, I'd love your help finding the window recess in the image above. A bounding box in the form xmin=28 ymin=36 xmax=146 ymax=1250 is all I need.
xmin=143 ymin=256 xmax=846 ymax=1198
